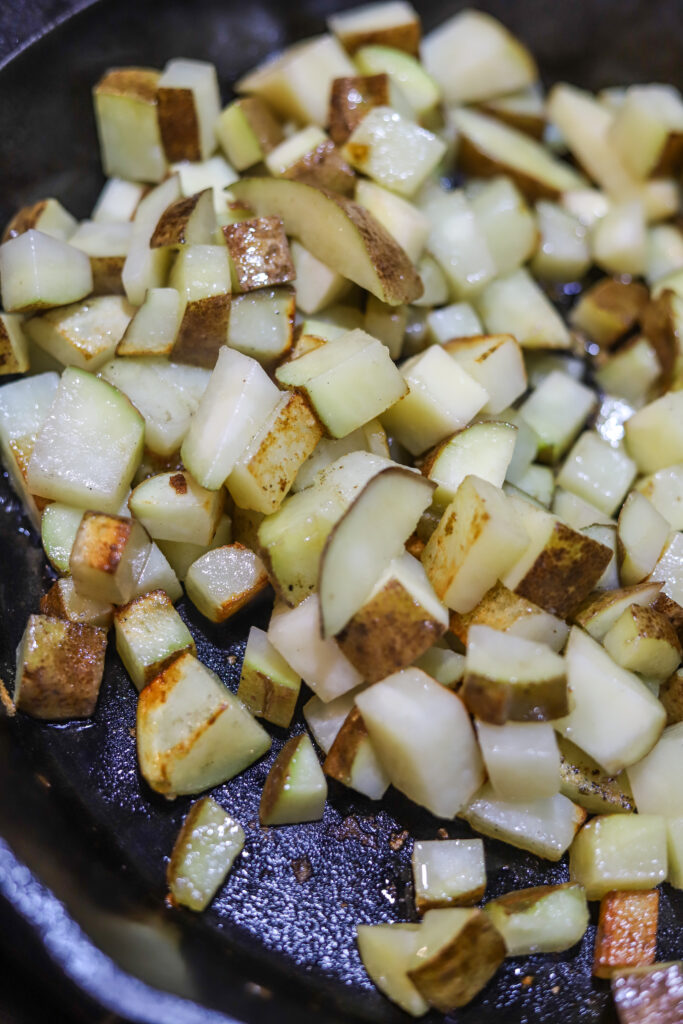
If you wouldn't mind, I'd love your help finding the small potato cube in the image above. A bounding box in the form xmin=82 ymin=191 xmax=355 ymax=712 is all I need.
xmin=157 ymin=58 xmax=221 ymax=163
xmin=93 ymin=68 xmax=166 ymax=183
xmin=259 ymin=733 xmax=327 ymax=825
xmin=449 ymin=580 xmax=568 ymax=652
xmin=603 ymin=604 xmax=682 ymax=682
xmin=114 ymin=590 xmax=195 ymax=691
xmin=412 ymin=839 xmax=486 ymax=913
xmin=328 ymin=2 xmax=421 ymax=56
xmin=323 ymin=706 xmax=390 ymax=800
xmin=3 ymin=197 xmax=77 ymax=243
xmin=91 ymin=178 xmax=144 ymax=224
xmin=443 ymin=334 xmax=526 ymax=416
xmin=627 ymin=723 xmax=683 ymax=817
xmin=26 ymin=296 xmax=134 ymax=372
xmin=137 ymin=651 xmax=271 ymax=797
xmin=149 ymin=189 xmax=217 ymax=248
xmin=558 ymin=736 xmax=635 ymax=816
xmin=223 ymin=217 xmax=295 ymax=293
xmin=276 ymin=328 xmax=407 ymax=439
xmin=0 ymin=313 xmax=29 ymax=375
xmin=168 ymin=244 xmax=231 ymax=368
xmin=215 ymin=96 xmax=284 ymax=171
xmin=227 ymin=286 xmax=296 ymax=364
xmin=593 ymin=890 xmax=659 ymax=978
xmin=117 ymin=288 xmax=185 ymax=358
xmin=624 ymin=391 xmax=683 ymax=475
xmin=342 ymin=107 xmax=446 ymax=199
xmin=610 ymin=84 xmax=683 ymax=179
xmin=557 ymin=432 xmax=637 ymax=517
xmin=40 ymin=576 xmax=114 ymax=628
xmin=185 ymin=544 xmax=269 ymax=623
xmin=265 ymin=127 xmax=355 ymax=194
xmin=571 ymin=582 xmax=663 ymax=641
xmin=131 ymin=542 xmax=183 ymax=604
xmin=14 ymin=614 xmax=107 ymax=719
xmin=0 ymin=230 xmax=93 ymax=313
xmin=611 ymin=962 xmax=683 ymax=1024
xmin=476 ymin=268 xmax=570 ymax=349
xmin=237 ymin=625 xmax=301 ymax=728
xmin=157 ymin=513 xmax=232 ymax=583
xmin=381 ymin=347 xmax=488 ymax=456
xmin=69 ymin=219 xmax=133 ymax=294
xmin=70 ymin=512 xmax=151 ymax=605
xmin=569 ymin=277 xmax=648 ymax=349
xmin=475 ymin=720 xmax=561 ymax=800
xmin=355 ymin=180 xmax=429 ymax=265
xmin=167 ymin=797 xmax=245 ymax=912
xmin=569 ymin=815 xmax=668 ymax=900
xmin=329 ymin=74 xmax=404 ymax=145
xmin=485 ymin=882 xmax=589 ymax=956
xmin=660 ymin=669 xmax=683 ymax=725
xmin=128 ymin=471 xmax=223 ymax=546
xmin=356 ymin=923 xmax=428 ymax=1018
xmin=518 ymin=371 xmax=596 ymax=464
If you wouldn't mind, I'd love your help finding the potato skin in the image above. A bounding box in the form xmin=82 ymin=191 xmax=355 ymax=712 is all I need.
xmin=223 ymin=217 xmax=295 ymax=292
xmin=513 ymin=523 xmax=613 ymax=619
xmin=328 ymin=75 xmax=392 ymax=145
xmin=15 ymin=614 xmax=107 ymax=719
xmin=157 ymin=86 xmax=201 ymax=162
xmin=259 ymin=734 xmax=304 ymax=823
xmin=461 ymin=671 xmax=568 ymax=725
xmin=172 ymin=294 xmax=231 ymax=368
xmin=323 ymin=707 xmax=368 ymax=785
xmin=283 ymin=141 xmax=355 ymax=195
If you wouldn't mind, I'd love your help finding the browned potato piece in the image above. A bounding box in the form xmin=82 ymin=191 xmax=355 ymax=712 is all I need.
xmin=230 ymin=96 xmax=284 ymax=155
xmin=150 ymin=189 xmax=215 ymax=248
xmin=2 ymin=198 xmax=75 ymax=243
xmin=323 ymin=706 xmax=389 ymax=800
xmin=0 ymin=314 xmax=29 ymax=374
xmin=660 ymin=669 xmax=683 ymax=725
xmin=640 ymin=289 xmax=681 ymax=384
xmin=70 ymin=512 xmax=150 ymax=605
xmin=172 ymin=295 xmax=231 ymax=368
xmin=329 ymin=8 xmax=421 ymax=56
xmin=569 ymin=278 xmax=649 ymax=349
xmin=558 ymin=736 xmax=636 ymax=815
xmin=611 ymin=961 xmax=683 ymax=1024
xmin=40 ymin=577 xmax=114 ymax=629
xmin=449 ymin=580 xmax=566 ymax=649
xmin=282 ymin=140 xmax=355 ymax=195
xmin=14 ymin=614 xmax=107 ymax=719
xmin=462 ymin=668 xmax=568 ymax=724
xmin=653 ymin=590 xmax=683 ymax=647
xmin=222 ymin=217 xmax=296 ymax=292
xmin=406 ymin=907 xmax=506 ymax=1012
xmin=593 ymin=890 xmax=659 ymax=979
xmin=328 ymin=74 xmax=395 ymax=145
xmin=336 ymin=569 xmax=447 ymax=682
xmin=236 ymin=625 xmax=301 ymax=729
xmin=157 ymin=90 xmax=200 ymax=163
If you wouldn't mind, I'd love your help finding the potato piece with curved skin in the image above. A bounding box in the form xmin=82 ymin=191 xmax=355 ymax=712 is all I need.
xmin=485 ymin=882 xmax=589 ymax=956
xmin=259 ymin=733 xmax=327 ymax=825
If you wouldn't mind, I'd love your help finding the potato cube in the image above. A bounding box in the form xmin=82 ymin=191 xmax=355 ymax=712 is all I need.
xmin=168 ymin=244 xmax=231 ymax=368
xmin=593 ymin=890 xmax=658 ymax=978
xmin=461 ymin=784 xmax=586 ymax=861
xmin=167 ymin=797 xmax=245 ymax=911
xmin=0 ymin=314 xmax=29 ymax=375
xmin=603 ymin=604 xmax=681 ymax=682
xmin=572 ymin=582 xmax=663 ymax=641
xmin=93 ymin=68 xmax=166 ymax=183
xmin=117 ymin=288 xmax=184 ymax=358
xmin=156 ymin=513 xmax=232 ymax=584
xmin=569 ymin=815 xmax=668 ymax=899
xmin=121 ymin=175 xmax=180 ymax=306
xmin=289 ymin=242 xmax=349 ymax=316
xmin=342 ymin=107 xmax=446 ymax=199
xmin=667 ymin=817 xmax=683 ymax=889
xmin=627 ymin=723 xmax=683 ymax=817
xmin=569 ymin=277 xmax=648 ymax=349
xmin=412 ymin=839 xmax=486 ymax=913
xmin=259 ymin=733 xmax=327 ymax=825
xmin=660 ymin=669 xmax=683 ymax=725
xmin=157 ymin=58 xmax=220 ymax=162
xmin=450 ymin=580 xmax=568 ymax=652
xmin=69 ymin=219 xmax=133 ymax=293
xmin=237 ymin=625 xmax=301 ymax=728
xmin=91 ymin=178 xmax=144 ymax=224
xmin=114 ymin=590 xmax=195 ymax=691
xmin=475 ymin=720 xmax=561 ymax=800
xmin=26 ymin=296 xmax=134 ymax=372
xmin=3 ymin=197 xmax=77 ymax=243
xmin=0 ymin=230 xmax=93 ymax=313
xmin=356 ymin=923 xmax=428 ymax=1018
xmin=227 ymin=287 xmax=296 ymax=364
xmin=328 ymin=2 xmax=421 ymax=56
xmin=443 ymin=334 xmax=526 ymax=416
xmin=485 ymin=883 xmax=589 ymax=956
xmin=610 ymin=84 xmax=683 ymax=179
xmin=519 ymin=371 xmax=596 ymax=463
xmin=0 ymin=371 xmax=59 ymax=529
xmin=611 ymin=961 xmax=683 ymax=1024
xmin=70 ymin=512 xmax=151 ymax=605
xmin=557 ymin=432 xmax=637 ymax=516
xmin=323 ymin=706 xmax=390 ymax=800
xmin=624 ymin=392 xmax=683 ymax=474
xmin=14 ymin=614 xmax=107 ymax=719
xmin=128 ymin=471 xmax=223 ymax=546
xmin=476 ymin=268 xmax=571 ymax=349
xmin=223 ymin=217 xmax=295 ymax=293
xmin=185 ymin=544 xmax=269 ymax=623
xmin=40 ymin=577 xmax=113 ymax=629
xmin=149 ymin=189 xmax=217 ymax=249
xmin=215 ymin=96 xmax=284 ymax=171
xmin=329 ymin=74 xmax=407 ymax=145
xmin=558 ymin=736 xmax=635 ymax=816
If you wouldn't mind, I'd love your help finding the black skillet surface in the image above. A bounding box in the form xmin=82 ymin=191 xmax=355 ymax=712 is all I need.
xmin=0 ymin=1 xmax=681 ymax=1021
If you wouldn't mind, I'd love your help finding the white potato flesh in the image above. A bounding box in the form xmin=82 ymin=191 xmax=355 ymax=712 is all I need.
xmin=70 ymin=512 xmax=151 ymax=605
xmin=157 ymin=513 xmax=232 ymax=583
xmin=181 ymin=346 xmax=281 ymax=490
xmin=27 ymin=296 xmax=134 ymax=372
xmin=552 ymin=488 xmax=615 ymax=530
xmin=289 ymin=242 xmax=349 ymax=316
xmin=624 ymin=391 xmax=683 ymax=475
xmin=0 ymin=371 xmax=59 ymax=528
xmin=26 ymin=368 xmax=144 ymax=514
xmin=260 ymin=733 xmax=327 ymax=825
xmin=264 ymin=125 xmax=327 ymax=176
xmin=569 ymin=814 xmax=668 ymax=899
xmin=303 ymin=688 xmax=363 ymax=754
xmin=426 ymin=421 xmax=517 ymax=510
xmin=412 ymin=839 xmax=486 ymax=911
xmin=592 ymin=200 xmax=647 ymax=276
xmin=444 ymin=335 xmax=526 ymax=415
xmin=356 ymin=924 xmax=428 ymax=1018
xmin=618 ymin=491 xmax=672 ymax=586
xmin=636 ymin=464 xmax=683 ymax=531
xmin=173 ymin=157 xmax=239 ymax=212
xmin=426 ymin=301 xmax=483 ymax=344
xmin=581 ymin=524 xmax=619 ymax=591
xmin=69 ymin=219 xmax=132 ymax=258
xmin=532 ymin=201 xmax=590 ymax=281
xmin=0 ymin=230 xmax=93 ymax=313
xmin=128 ymin=471 xmax=223 ymax=545
xmin=572 ymin=582 xmax=663 ymax=640
xmin=184 ymin=544 xmax=268 ymax=623
xmin=41 ymin=503 xmax=84 ymax=573
xmin=355 ymin=668 xmax=484 ymax=818
xmin=117 ymin=288 xmax=185 ymax=357
xmin=555 ymin=627 xmax=666 ymax=774
xmin=420 ymin=188 xmax=497 ymax=300
xmin=168 ymin=797 xmax=244 ymax=912
xmin=421 ymin=9 xmax=537 ymax=105
xmin=121 ymin=176 xmax=180 ymax=305
xmin=381 ymin=346 xmax=488 ymax=456
xmin=475 ymin=720 xmax=561 ymax=800
xmin=268 ymin=595 xmax=363 ymax=703
xmin=609 ymin=84 xmax=683 ymax=179
xmin=594 ymin=338 xmax=662 ymax=411
xmin=519 ymin=371 xmax=597 ymax=463
xmin=557 ymin=432 xmax=637 ymax=516
xmin=626 ymin=723 xmax=683 ymax=817
xmin=648 ymin=532 xmax=683 ymax=612
xmin=292 ymin=421 xmax=388 ymax=493
xmin=355 ymin=180 xmax=430 ymax=264
xmin=91 ymin=177 xmax=145 ymax=223
xmin=646 ymin=223 xmax=683 ymax=285
xmin=319 ymin=467 xmax=434 ymax=636
xmin=476 ymin=268 xmax=571 ymax=349
xmin=353 ymin=46 xmax=439 ymax=118
xmin=276 ymin=328 xmax=407 ymax=439
xmin=667 ymin=818 xmax=683 ymax=889
xmin=228 ymin=288 xmax=295 ymax=364
xmin=94 ymin=70 xmax=166 ymax=183
xmin=485 ymin=883 xmax=589 ymax=955
xmin=469 ymin=177 xmax=537 ymax=278
xmin=158 ymin=59 xmax=221 ymax=162
xmin=132 ymin=542 xmax=182 ymax=603
xmin=460 ymin=784 xmax=585 ymax=861
xmin=114 ymin=589 xmax=195 ymax=691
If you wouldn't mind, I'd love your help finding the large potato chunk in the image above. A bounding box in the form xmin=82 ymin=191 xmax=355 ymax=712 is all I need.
xmin=70 ymin=512 xmax=151 ymax=605
xmin=569 ymin=814 xmax=668 ymax=899
xmin=27 ymin=296 xmax=133 ymax=371
xmin=0 ymin=230 xmax=93 ymax=313
xmin=93 ymin=68 xmax=166 ymax=182
xmin=230 ymin=177 xmax=423 ymax=306
xmin=26 ymin=368 xmax=144 ymax=514
xmin=355 ymin=668 xmax=484 ymax=818
xmin=114 ymin=590 xmax=195 ymax=691
xmin=167 ymin=797 xmax=245 ymax=912
xmin=136 ymin=651 xmax=271 ymax=797
xmin=14 ymin=614 xmax=107 ymax=720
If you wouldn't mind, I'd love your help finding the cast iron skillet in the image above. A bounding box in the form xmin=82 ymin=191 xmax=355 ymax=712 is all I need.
xmin=0 ymin=1 xmax=681 ymax=1021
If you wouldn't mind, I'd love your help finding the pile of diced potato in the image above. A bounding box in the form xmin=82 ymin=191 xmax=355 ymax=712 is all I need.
xmin=0 ymin=1 xmax=682 ymax=1017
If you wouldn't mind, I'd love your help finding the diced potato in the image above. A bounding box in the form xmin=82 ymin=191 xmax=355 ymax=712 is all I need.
xmin=532 ymin=201 xmax=590 ymax=280
xmin=3 ymin=197 xmax=77 ymax=243
xmin=40 ymin=576 xmax=113 ymax=629
xmin=667 ymin=818 xmax=683 ymax=889
xmin=157 ymin=58 xmax=221 ymax=163
xmin=569 ymin=277 xmax=648 ymax=349
xmin=14 ymin=614 xmax=107 ymax=720
xmin=259 ymin=733 xmax=327 ymax=825
xmin=0 ymin=371 xmax=59 ymax=529
xmin=26 ymin=296 xmax=134 ymax=371
xmin=609 ymin=84 xmax=683 ymax=179
xmin=603 ymin=605 xmax=681 ymax=682
xmin=569 ymin=814 xmax=668 ymax=900
xmin=382 ymin=347 xmax=488 ymax=456
xmin=412 ymin=839 xmax=486 ymax=913
xmin=355 ymin=179 xmax=429 ymax=263
xmin=172 ymin=156 xmax=239 ymax=214
xmin=469 ymin=177 xmax=537 ymax=277
xmin=40 ymin=502 xmax=84 ymax=573
xmin=509 ymin=464 xmax=554 ymax=507
xmin=443 ymin=335 xmax=526 ymax=416
xmin=156 ymin=513 xmax=232 ymax=583
xmin=647 ymin=532 xmax=683 ymax=644
xmin=0 ymin=230 xmax=93 ymax=313
xmin=593 ymin=890 xmax=658 ymax=978
xmin=449 ymin=580 xmax=568 ymax=652
xmin=185 ymin=544 xmax=269 ymax=623
xmin=594 ymin=337 xmax=662 ymax=406
xmin=237 ymin=625 xmax=301 ymax=729
xmin=227 ymin=287 xmax=296 ymax=364
xmin=323 ymin=706 xmax=390 ymax=800
xmin=128 ymin=471 xmax=223 ymax=545
xmin=114 ymin=590 xmax=195 ymax=691
xmin=422 ymin=421 xmax=517 ymax=511
xmin=476 ymin=720 xmax=561 ymax=800
xmin=167 ymin=797 xmax=245 ymax=911
xmin=485 ymin=883 xmax=589 ymax=955
xmin=419 ymin=187 xmax=496 ymax=300
xmin=519 ymin=371 xmax=596 ymax=463
xmin=636 ymin=464 xmax=683 ymax=532
xmin=476 ymin=268 xmax=571 ymax=349
xmin=216 ymin=96 xmax=283 ymax=173
xmin=70 ymin=512 xmax=151 ymax=605
xmin=355 ymin=668 xmax=484 ymax=818
xmin=572 ymin=582 xmax=663 ymax=640
xmin=592 ymin=200 xmax=647 ymax=276
xmin=0 ymin=314 xmax=30 ymax=375
xmin=624 ymin=392 xmax=683 ymax=474
xmin=26 ymin=368 xmax=144 ymax=514
xmin=618 ymin=490 xmax=671 ymax=587
xmin=557 ymin=431 xmax=636 ymax=516
xmin=460 ymin=784 xmax=586 ymax=861
xmin=223 ymin=217 xmax=295 ymax=293
xmin=406 ymin=907 xmax=506 ymax=1013
xmin=276 ymin=328 xmax=407 ymax=439
xmin=421 ymin=9 xmax=537 ymax=105
xmin=611 ymin=962 xmax=683 ymax=1024
xmin=558 ymin=736 xmax=635 ymax=815
xmin=303 ymin=687 xmax=362 ymax=754
xmin=289 ymin=242 xmax=350 ymax=316
xmin=91 ymin=178 xmax=144 ymax=223
xmin=556 ymin=626 xmax=666 ymax=774
xmin=330 ymin=3 xmax=421 ymax=56
xmin=477 ymin=87 xmax=546 ymax=139
xmin=150 ymin=189 xmax=217 ymax=249
xmin=426 ymin=301 xmax=482 ymax=344
xmin=93 ymin=68 xmax=166 ymax=183
xmin=168 ymin=244 xmax=231 ymax=368
xmin=136 ymin=651 xmax=271 ymax=797
xmin=122 ymin=175 xmax=180 ymax=306
xmin=356 ymin=923 xmax=428 ymax=1018
xmin=626 ymin=723 xmax=683 ymax=817
xmin=132 ymin=542 xmax=182 ymax=603
xmin=342 ymin=107 xmax=446 ymax=199
xmin=660 ymin=669 xmax=683 ymax=726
